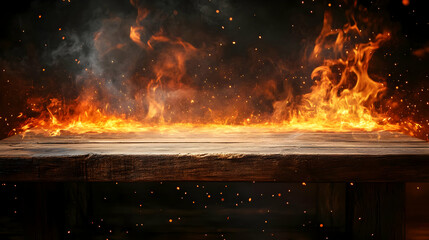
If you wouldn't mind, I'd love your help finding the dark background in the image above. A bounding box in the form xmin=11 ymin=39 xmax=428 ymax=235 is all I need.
xmin=0 ymin=0 xmax=428 ymax=139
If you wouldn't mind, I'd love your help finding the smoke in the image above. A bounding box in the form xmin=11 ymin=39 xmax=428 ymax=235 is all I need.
xmin=413 ymin=43 xmax=429 ymax=58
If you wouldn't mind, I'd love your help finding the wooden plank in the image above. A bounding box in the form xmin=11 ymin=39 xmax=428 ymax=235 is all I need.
xmin=346 ymin=183 xmax=405 ymax=240
xmin=316 ymin=183 xmax=346 ymax=232
xmin=0 ymin=131 xmax=428 ymax=181
xmin=1 ymin=154 xmax=428 ymax=182
xmin=1 ymin=131 xmax=428 ymax=157
xmin=19 ymin=183 xmax=66 ymax=240
xmin=406 ymin=183 xmax=429 ymax=240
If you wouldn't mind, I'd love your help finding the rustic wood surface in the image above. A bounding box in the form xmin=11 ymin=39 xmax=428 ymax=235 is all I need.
xmin=0 ymin=131 xmax=428 ymax=182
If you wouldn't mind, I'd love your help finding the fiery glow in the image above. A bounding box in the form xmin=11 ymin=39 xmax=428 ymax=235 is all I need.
xmin=16 ymin=5 xmax=421 ymax=137
xmin=273 ymin=12 xmax=394 ymax=131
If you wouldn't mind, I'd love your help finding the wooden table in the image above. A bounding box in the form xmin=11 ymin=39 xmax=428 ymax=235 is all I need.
xmin=0 ymin=130 xmax=428 ymax=240
xmin=0 ymin=131 xmax=428 ymax=182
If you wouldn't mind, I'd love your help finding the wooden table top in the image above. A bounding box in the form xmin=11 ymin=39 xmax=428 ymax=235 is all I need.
xmin=1 ymin=131 xmax=428 ymax=157
xmin=0 ymin=131 xmax=428 ymax=182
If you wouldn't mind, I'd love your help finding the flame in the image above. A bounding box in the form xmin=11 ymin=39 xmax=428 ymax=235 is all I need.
xmin=130 ymin=26 xmax=145 ymax=48
xmin=16 ymin=6 xmax=421 ymax=137
xmin=273 ymin=12 xmax=394 ymax=131
xmin=129 ymin=1 xmax=149 ymax=48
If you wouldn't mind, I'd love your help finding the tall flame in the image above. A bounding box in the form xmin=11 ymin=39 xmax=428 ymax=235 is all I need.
xmin=273 ymin=12 xmax=393 ymax=131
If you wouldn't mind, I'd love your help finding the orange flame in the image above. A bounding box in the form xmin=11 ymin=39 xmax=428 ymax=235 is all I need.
xmin=273 ymin=12 xmax=395 ymax=131
xmin=129 ymin=1 xmax=149 ymax=48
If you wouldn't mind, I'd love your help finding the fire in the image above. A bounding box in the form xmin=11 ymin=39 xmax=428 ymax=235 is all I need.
xmin=273 ymin=12 xmax=393 ymax=131
xmin=15 ymin=4 xmax=421 ymax=137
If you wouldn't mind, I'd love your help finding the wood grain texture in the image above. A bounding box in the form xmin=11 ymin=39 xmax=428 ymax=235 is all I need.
xmin=0 ymin=131 xmax=428 ymax=182
xmin=346 ymin=183 xmax=405 ymax=240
